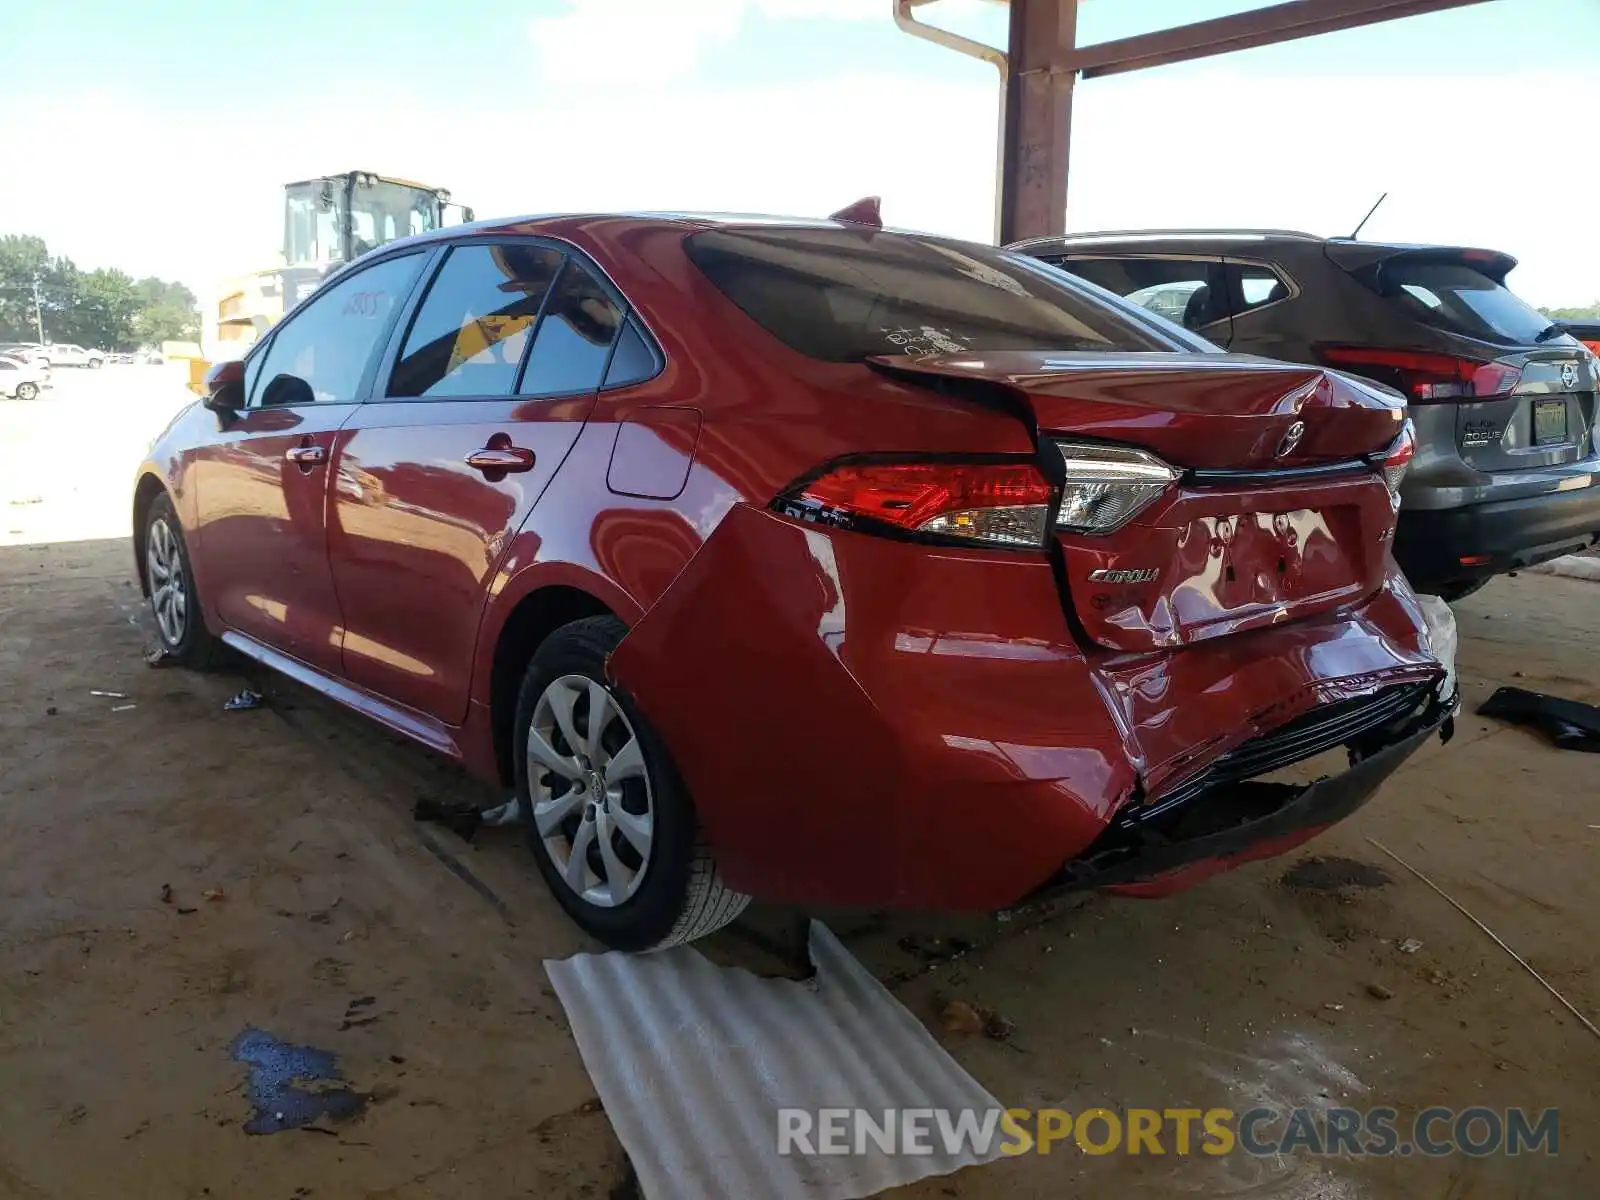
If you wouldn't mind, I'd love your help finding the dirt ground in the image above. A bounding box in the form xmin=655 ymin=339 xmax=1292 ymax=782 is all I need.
xmin=2 ymin=373 xmax=1596 ymax=1199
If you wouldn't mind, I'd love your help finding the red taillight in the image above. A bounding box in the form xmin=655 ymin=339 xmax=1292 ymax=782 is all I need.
xmin=1380 ymin=419 xmax=1416 ymax=499
xmin=1582 ymin=339 xmax=1600 ymax=357
xmin=1317 ymin=346 xmax=1522 ymax=403
xmin=776 ymin=460 xmax=1057 ymax=549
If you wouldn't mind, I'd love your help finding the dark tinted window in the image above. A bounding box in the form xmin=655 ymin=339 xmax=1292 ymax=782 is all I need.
xmin=389 ymin=244 xmax=564 ymax=398
xmin=1384 ymin=260 xmax=1552 ymax=345
xmin=603 ymin=319 xmax=659 ymax=389
xmin=251 ymin=253 xmax=423 ymax=407
xmin=687 ymin=229 xmax=1176 ymax=362
xmin=1063 ymin=256 xmax=1228 ymax=330
xmin=519 ymin=259 xmax=624 ymax=397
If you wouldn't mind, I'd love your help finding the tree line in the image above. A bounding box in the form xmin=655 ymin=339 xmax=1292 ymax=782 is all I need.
xmin=1540 ymin=302 xmax=1600 ymax=320
xmin=0 ymin=234 xmax=199 ymax=352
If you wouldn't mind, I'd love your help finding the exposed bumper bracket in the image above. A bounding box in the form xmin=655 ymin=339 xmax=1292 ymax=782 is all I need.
xmin=1042 ymin=688 xmax=1457 ymax=893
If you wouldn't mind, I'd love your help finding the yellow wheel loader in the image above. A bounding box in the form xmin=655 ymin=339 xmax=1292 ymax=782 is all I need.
xmin=190 ymin=171 xmax=472 ymax=393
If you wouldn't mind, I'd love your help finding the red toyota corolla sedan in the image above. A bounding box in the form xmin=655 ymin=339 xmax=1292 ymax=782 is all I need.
xmin=133 ymin=209 xmax=1457 ymax=950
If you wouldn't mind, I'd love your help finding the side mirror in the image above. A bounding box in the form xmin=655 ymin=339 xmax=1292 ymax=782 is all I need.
xmin=202 ymin=359 xmax=245 ymax=414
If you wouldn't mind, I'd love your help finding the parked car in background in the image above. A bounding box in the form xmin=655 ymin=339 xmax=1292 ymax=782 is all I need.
xmin=133 ymin=210 xmax=1454 ymax=951
xmin=1013 ymin=231 xmax=1600 ymax=600
xmin=0 ymin=341 xmax=46 ymax=363
xmin=38 ymin=342 xmax=105 ymax=369
xmin=0 ymin=353 xmax=50 ymax=400
xmin=1560 ymin=318 xmax=1600 ymax=357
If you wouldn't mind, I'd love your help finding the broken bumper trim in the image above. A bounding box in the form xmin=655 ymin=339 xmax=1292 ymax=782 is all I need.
xmin=1042 ymin=689 xmax=1458 ymax=894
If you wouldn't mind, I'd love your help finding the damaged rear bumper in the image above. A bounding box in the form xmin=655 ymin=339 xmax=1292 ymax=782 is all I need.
xmin=1040 ymin=687 xmax=1457 ymax=899
xmin=609 ymin=503 xmax=1449 ymax=912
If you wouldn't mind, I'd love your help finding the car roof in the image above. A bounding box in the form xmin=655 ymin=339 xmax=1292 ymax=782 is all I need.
xmin=1010 ymin=229 xmax=1324 ymax=252
xmin=1012 ymin=228 xmax=1516 ymax=262
xmin=365 ymin=211 xmax=950 ymax=257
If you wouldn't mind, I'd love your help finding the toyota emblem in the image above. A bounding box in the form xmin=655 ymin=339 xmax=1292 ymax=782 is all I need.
xmin=1276 ymin=420 xmax=1306 ymax=458
xmin=1561 ymin=362 xmax=1579 ymax=390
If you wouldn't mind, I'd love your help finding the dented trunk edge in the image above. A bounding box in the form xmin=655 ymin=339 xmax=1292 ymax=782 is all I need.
xmin=608 ymin=502 xmax=1447 ymax=911
xmin=1041 ymin=687 xmax=1458 ymax=900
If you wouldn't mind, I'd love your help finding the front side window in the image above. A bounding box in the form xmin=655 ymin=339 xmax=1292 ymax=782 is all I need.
xmin=519 ymin=259 xmax=624 ymax=397
xmin=388 ymin=244 xmax=564 ymax=399
xmin=249 ymin=253 xmax=424 ymax=407
xmin=1063 ymin=256 xmax=1228 ymax=331
xmin=686 ymin=229 xmax=1179 ymax=362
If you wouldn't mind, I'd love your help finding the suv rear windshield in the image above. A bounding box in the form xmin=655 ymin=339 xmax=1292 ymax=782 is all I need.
xmin=1382 ymin=260 xmax=1552 ymax=345
xmin=684 ymin=227 xmax=1184 ymax=361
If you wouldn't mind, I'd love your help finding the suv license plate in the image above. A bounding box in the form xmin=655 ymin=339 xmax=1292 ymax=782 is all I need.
xmin=1533 ymin=399 xmax=1569 ymax=446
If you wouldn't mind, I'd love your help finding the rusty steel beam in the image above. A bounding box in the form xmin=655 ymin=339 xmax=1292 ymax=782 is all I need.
xmin=921 ymin=0 xmax=1494 ymax=243
xmin=998 ymin=0 xmax=1077 ymax=245
xmin=1062 ymin=0 xmax=1494 ymax=79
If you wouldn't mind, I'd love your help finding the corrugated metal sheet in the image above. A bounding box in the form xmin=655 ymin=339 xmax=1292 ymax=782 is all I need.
xmin=546 ymin=921 xmax=1004 ymax=1200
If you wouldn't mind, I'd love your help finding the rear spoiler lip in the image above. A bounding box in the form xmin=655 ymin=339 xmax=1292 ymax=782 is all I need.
xmin=1323 ymin=239 xmax=1518 ymax=285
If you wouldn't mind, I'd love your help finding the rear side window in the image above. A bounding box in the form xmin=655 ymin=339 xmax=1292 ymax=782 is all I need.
xmin=1059 ymin=256 xmax=1227 ymax=331
xmin=389 ymin=244 xmax=564 ymax=398
xmin=1381 ymin=260 xmax=1551 ymax=345
xmin=686 ymin=228 xmax=1176 ymax=361
xmin=603 ymin=318 xmax=660 ymax=389
xmin=1234 ymin=264 xmax=1292 ymax=313
xmin=519 ymin=259 xmax=624 ymax=397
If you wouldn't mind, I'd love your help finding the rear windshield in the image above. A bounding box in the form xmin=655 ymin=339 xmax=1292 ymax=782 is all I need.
xmin=1383 ymin=260 xmax=1553 ymax=345
xmin=684 ymin=227 xmax=1184 ymax=361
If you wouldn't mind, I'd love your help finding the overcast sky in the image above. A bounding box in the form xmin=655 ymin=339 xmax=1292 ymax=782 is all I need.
xmin=2 ymin=0 xmax=1596 ymax=306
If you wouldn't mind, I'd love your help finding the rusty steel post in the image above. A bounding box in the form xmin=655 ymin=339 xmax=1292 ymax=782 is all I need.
xmin=998 ymin=0 xmax=1077 ymax=245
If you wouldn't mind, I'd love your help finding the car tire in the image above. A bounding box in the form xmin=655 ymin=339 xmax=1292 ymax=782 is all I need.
xmin=514 ymin=615 xmax=750 ymax=951
xmin=88 ymin=357 xmax=103 ymax=370
xmin=14 ymin=382 xmax=38 ymax=401
xmin=144 ymin=493 xmax=227 ymax=668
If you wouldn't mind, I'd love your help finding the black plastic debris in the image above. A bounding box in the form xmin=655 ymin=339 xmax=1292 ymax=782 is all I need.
xmin=229 ymin=1028 xmax=367 ymax=1134
xmin=1479 ymin=687 xmax=1600 ymax=753
xmin=223 ymin=688 xmax=264 ymax=712
xmin=412 ymin=797 xmax=482 ymax=840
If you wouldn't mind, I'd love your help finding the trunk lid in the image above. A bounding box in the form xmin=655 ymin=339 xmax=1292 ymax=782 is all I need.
xmin=867 ymin=351 xmax=1404 ymax=469
xmin=869 ymin=350 xmax=1408 ymax=652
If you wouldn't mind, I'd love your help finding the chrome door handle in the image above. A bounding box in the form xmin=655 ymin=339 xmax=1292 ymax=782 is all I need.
xmin=465 ymin=446 xmax=535 ymax=473
xmin=284 ymin=445 xmax=326 ymax=465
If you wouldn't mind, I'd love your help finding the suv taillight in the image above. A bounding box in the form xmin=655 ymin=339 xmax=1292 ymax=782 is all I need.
xmin=1317 ymin=346 xmax=1522 ymax=403
xmin=775 ymin=460 xmax=1056 ymax=549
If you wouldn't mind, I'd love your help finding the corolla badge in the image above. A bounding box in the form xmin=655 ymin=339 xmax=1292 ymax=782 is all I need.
xmin=1088 ymin=567 xmax=1161 ymax=584
xmin=1276 ymin=420 xmax=1306 ymax=458
xmin=1560 ymin=361 xmax=1579 ymax=390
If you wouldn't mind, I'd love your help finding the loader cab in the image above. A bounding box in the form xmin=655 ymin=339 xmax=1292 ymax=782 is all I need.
xmin=282 ymin=172 xmax=474 ymax=270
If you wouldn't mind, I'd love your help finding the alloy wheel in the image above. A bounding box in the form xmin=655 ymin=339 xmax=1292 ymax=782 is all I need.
xmin=527 ymin=674 xmax=654 ymax=908
xmin=146 ymin=518 xmax=188 ymax=647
